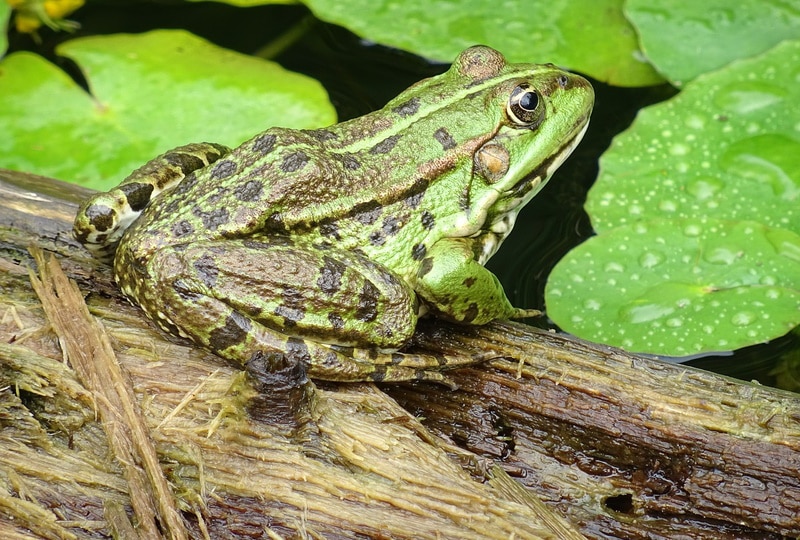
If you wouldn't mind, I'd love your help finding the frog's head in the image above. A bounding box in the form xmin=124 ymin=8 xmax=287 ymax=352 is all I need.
xmin=437 ymin=46 xmax=594 ymax=250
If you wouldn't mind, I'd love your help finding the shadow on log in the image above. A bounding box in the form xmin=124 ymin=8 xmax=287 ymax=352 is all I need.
xmin=1 ymin=169 xmax=798 ymax=539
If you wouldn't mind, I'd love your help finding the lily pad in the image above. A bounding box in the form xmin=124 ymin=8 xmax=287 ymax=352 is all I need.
xmin=587 ymin=39 xmax=800 ymax=234
xmin=186 ymin=0 xmax=293 ymax=4
xmin=302 ymin=0 xmax=663 ymax=87
xmin=545 ymin=40 xmax=800 ymax=356
xmin=625 ymin=0 xmax=800 ymax=86
xmin=545 ymin=219 xmax=800 ymax=357
xmin=0 ymin=29 xmax=336 ymax=190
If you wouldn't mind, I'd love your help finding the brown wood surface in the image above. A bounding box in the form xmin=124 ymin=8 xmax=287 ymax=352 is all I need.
xmin=1 ymin=169 xmax=798 ymax=539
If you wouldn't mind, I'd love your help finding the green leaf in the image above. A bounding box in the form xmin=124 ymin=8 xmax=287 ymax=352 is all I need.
xmin=0 ymin=29 xmax=336 ymax=190
xmin=545 ymin=218 xmax=800 ymax=356
xmin=302 ymin=0 xmax=663 ymax=87
xmin=587 ymin=39 xmax=800 ymax=234
xmin=546 ymin=39 xmax=800 ymax=356
xmin=625 ymin=0 xmax=800 ymax=86
xmin=185 ymin=0 xmax=294 ymax=5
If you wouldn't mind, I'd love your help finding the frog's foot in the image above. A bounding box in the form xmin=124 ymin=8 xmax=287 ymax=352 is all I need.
xmin=231 ymin=320 xmax=489 ymax=383
xmin=216 ymin=316 xmax=480 ymax=383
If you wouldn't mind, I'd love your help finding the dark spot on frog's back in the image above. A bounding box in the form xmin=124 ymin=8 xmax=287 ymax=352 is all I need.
xmin=411 ymin=243 xmax=426 ymax=260
xmin=337 ymin=153 xmax=361 ymax=170
xmin=421 ymin=210 xmax=435 ymax=230
xmin=370 ymin=135 xmax=401 ymax=155
xmin=433 ymin=128 xmax=457 ymax=151
xmin=382 ymin=216 xmax=402 ymax=236
xmin=392 ymin=97 xmax=420 ymax=118
xmin=209 ymin=311 xmax=252 ymax=353
xmin=234 ymin=179 xmax=264 ymax=202
xmin=252 ymin=133 xmax=277 ymax=154
xmin=353 ymin=202 xmax=382 ymax=225
xmin=210 ymin=159 xmax=237 ymax=179
xmin=319 ymin=222 xmax=340 ymax=240
xmin=118 ymin=182 xmax=155 ymax=212
xmin=275 ymin=303 xmax=305 ymax=327
xmin=192 ymin=206 xmax=229 ymax=230
xmin=206 ymin=186 xmax=226 ymax=204
xmin=369 ymin=230 xmax=385 ymax=247
xmin=172 ymin=220 xmax=194 ymax=238
xmin=281 ymin=151 xmax=309 ymax=173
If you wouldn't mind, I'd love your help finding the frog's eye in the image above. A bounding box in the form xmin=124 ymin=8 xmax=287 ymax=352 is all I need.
xmin=506 ymin=83 xmax=543 ymax=128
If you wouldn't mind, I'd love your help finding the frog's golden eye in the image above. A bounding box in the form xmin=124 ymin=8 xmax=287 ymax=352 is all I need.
xmin=506 ymin=83 xmax=543 ymax=128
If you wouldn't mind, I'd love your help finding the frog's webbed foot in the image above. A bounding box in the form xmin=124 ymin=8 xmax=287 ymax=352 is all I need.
xmin=230 ymin=320 xmax=487 ymax=384
xmin=190 ymin=304 xmax=476 ymax=384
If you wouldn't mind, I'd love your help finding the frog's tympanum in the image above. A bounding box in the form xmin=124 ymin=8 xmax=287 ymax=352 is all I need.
xmin=73 ymin=46 xmax=594 ymax=383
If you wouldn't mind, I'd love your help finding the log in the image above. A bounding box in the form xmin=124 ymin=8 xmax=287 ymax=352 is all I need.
xmin=1 ymin=168 xmax=798 ymax=539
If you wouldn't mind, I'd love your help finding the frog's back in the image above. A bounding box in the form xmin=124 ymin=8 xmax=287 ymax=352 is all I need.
xmin=122 ymin=113 xmax=464 ymax=256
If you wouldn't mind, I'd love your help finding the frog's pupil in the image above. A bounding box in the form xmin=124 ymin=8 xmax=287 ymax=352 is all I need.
xmin=519 ymin=91 xmax=538 ymax=112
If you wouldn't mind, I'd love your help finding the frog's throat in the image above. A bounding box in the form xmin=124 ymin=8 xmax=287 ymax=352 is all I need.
xmin=491 ymin=119 xmax=591 ymax=226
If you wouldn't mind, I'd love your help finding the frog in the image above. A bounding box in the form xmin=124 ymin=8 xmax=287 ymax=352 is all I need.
xmin=73 ymin=45 xmax=594 ymax=384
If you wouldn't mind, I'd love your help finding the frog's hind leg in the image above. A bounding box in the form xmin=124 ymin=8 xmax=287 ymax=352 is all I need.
xmin=138 ymin=238 xmax=484 ymax=382
xmin=149 ymin=278 xmax=465 ymax=383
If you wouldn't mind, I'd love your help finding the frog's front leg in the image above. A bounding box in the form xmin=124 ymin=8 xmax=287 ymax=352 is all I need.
xmin=415 ymin=237 xmax=539 ymax=324
xmin=131 ymin=238 xmax=469 ymax=382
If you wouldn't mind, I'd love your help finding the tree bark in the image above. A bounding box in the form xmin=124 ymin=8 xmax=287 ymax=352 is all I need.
xmin=1 ymin=169 xmax=798 ymax=539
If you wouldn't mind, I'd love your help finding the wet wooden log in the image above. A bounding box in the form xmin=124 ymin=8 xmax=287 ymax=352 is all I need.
xmin=1 ymin=169 xmax=798 ymax=539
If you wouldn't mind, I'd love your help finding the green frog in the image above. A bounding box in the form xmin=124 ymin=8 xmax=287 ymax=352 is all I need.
xmin=73 ymin=46 xmax=594 ymax=383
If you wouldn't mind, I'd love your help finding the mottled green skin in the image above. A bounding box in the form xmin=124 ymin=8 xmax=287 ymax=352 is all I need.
xmin=73 ymin=46 xmax=594 ymax=382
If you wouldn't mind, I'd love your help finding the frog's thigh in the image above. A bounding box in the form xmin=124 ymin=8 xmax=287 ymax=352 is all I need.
xmin=149 ymin=239 xmax=418 ymax=350
xmin=150 ymin=277 xmax=443 ymax=382
xmin=416 ymin=237 xmax=523 ymax=324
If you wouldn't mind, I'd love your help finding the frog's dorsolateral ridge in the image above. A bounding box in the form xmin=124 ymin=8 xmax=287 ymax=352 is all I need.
xmin=73 ymin=46 xmax=594 ymax=383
